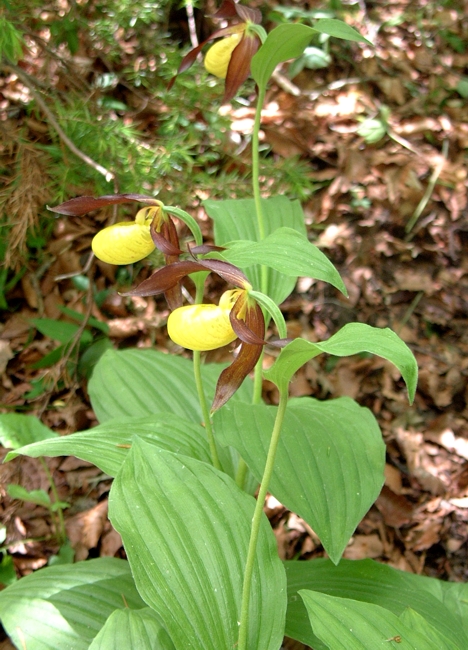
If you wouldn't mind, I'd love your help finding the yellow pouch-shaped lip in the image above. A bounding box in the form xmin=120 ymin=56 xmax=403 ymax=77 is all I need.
xmin=167 ymin=303 xmax=237 ymax=351
xmin=92 ymin=221 xmax=155 ymax=265
xmin=204 ymin=31 xmax=243 ymax=79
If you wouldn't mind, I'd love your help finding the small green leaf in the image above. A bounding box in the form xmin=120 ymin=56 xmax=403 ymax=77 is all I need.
xmin=0 ymin=413 xmax=57 ymax=449
xmin=109 ymin=438 xmax=287 ymax=650
xmin=264 ymin=323 xmax=418 ymax=402
xmin=7 ymin=485 xmax=51 ymax=508
xmin=48 ymin=541 xmax=75 ymax=567
xmin=31 ymin=318 xmax=93 ymax=345
xmin=357 ymin=118 xmax=387 ymax=143
xmin=58 ymin=305 xmax=110 ymax=334
xmin=221 ymin=227 xmax=347 ymax=296
xmin=313 ymin=18 xmax=372 ymax=44
xmin=0 ymin=555 xmax=17 ymax=587
xmin=214 ymin=398 xmax=385 ymax=564
xmin=89 ymin=608 xmax=175 ymax=650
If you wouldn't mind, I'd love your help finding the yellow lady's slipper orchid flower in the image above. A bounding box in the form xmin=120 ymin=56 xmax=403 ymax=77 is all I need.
xmin=204 ymin=31 xmax=243 ymax=79
xmin=167 ymin=289 xmax=246 ymax=351
xmin=169 ymin=0 xmax=263 ymax=103
xmin=91 ymin=207 xmax=156 ymax=265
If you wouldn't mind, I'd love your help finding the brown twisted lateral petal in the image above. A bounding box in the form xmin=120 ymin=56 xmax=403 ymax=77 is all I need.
xmin=48 ymin=194 xmax=161 ymax=216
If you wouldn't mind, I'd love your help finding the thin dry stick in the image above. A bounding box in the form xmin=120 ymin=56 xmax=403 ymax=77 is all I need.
xmin=405 ymin=139 xmax=449 ymax=236
xmin=4 ymin=63 xmax=115 ymax=183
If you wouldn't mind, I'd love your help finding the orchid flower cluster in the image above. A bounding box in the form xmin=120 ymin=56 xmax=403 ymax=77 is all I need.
xmin=50 ymin=193 xmax=270 ymax=412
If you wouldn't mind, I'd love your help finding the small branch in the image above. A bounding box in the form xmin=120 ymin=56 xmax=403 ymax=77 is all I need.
xmin=185 ymin=0 xmax=199 ymax=49
xmin=4 ymin=63 xmax=115 ymax=183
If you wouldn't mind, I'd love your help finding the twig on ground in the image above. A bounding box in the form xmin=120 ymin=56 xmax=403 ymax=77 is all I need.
xmin=3 ymin=63 xmax=115 ymax=183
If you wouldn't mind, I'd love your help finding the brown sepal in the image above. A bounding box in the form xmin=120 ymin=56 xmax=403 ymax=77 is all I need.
xmin=121 ymin=260 xmax=207 ymax=297
xmin=168 ymin=25 xmax=240 ymax=89
xmin=211 ymin=301 xmax=265 ymax=412
xmin=213 ymin=0 xmax=261 ymax=23
xmin=49 ymin=194 xmax=160 ymax=216
xmin=196 ymin=258 xmax=250 ymax=288
xmin=223 ymin=34 xmax=260 ymax=103
xmin=189 ymin=243 xmax=226 ymax=255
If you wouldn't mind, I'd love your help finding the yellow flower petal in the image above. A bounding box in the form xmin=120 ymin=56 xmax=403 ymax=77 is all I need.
xmin=92 ymin=221 xmax=155 ymax=265
xmin=167 ymin=303 xmax=237 ymax=351
xmin=204 ymin=32 xmax=243 ymax=79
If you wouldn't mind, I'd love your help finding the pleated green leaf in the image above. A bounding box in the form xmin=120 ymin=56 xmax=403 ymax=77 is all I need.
xmin=0 ymin=558 xmax=145 ymax=650
xmin=214 ymin=397 xmax=385 ymax=564
xmin=89 ymin=608 xmax=175 ymax=650
xmin=204 ymin=196 xmax=306 ymax=304
xmin=284 ymin=558 xmax=468 ymax=649
xmin=264 ymin=323 xmax=418 ymax=402
xmin=109 ymin=438 xmax=286 ymax=650
xmin=88 ymin=348 xmax=253 ymax=423
xmin=5 ymin=415 xmax=210 ymax=477
xmin=219 ymin=228 xmax=347 ymax=296
xmin=300 ymin=590 xmax=456 ymax=650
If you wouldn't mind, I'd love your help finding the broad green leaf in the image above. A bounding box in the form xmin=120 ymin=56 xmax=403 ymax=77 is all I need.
xmin=0 ymin=413 xmax=57 ymax=449
xmin=89 ymin=608 xmax=175 ymax=650
xmin=220 ymin=228 xmax=347 ymax=296
xmin=214 ymin=397 xmax=385 ymax=564
xmin=6 ymin=414 xmax=211 ymax=477
xmin=300 ymin=590 xmax=449 ymax=650
xmin=6 ymin=416 xmax=257 ymax=496
xmin=109 ymin=438 xmax=286 ymax=650
xmin=204 ymin=196 xmax=306 ymax=304
xmin=88 ymin=348 xmax=253 ymax=423
xmin=31 ymin=318 xmax=93 ymax=345
xmin=284 ymin=558 xmax=468 ymax=649
xmin=313 ymin=18 xmax=372 ymax=44
xmin=0 ymin=558 xmax=145 ymax=650
xmin=251 ymin=24 xmax=317 ymax=90
xmin=264 ymin=323 xmax=418 ymax=402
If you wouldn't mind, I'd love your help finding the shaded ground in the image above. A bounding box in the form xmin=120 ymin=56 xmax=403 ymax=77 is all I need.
xmin=1 ymin=1 xmax=468 ymax=645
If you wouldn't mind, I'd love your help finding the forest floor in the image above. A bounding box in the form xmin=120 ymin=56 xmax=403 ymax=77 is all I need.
xmin=1 ymin=2 xmax=468 ymax=647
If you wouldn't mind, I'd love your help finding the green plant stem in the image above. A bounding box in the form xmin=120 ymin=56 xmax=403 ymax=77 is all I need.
xmin=193 ymin=350 xmax=222 ymax=471
xmin=237 ymin=387 xmax=288 ymax=650
xmin=234 ymin=84 xmax=270 ymax=492
xmin=38 ymin=457 xmax=67 ymax=544
xmin=252 ymin=84 xmax=267 ymax=243
xmin=251 ymin=81 xmax=269 ymax=405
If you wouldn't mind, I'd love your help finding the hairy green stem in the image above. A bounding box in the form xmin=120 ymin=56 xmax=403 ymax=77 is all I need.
xmin=237 ymin=388 xmax=288 ymax=650
xmin=193 ymin=350 xmax=222 ymax=471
